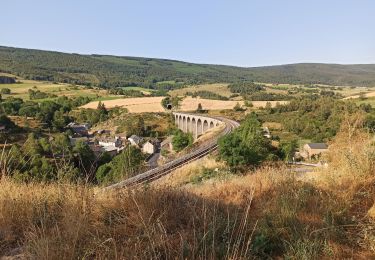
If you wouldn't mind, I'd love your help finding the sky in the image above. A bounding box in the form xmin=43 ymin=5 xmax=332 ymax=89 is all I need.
xmin=1 ymin=0 xmax=374 ymax=67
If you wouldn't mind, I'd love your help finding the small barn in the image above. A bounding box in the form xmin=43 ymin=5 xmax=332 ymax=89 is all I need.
xmin=142 ymin=140 xmax=159 ymax=154
xmin=128 ymin=135 xmax=142 ymax=147
xmin=302 ymin=143 xmax=328 ymax=159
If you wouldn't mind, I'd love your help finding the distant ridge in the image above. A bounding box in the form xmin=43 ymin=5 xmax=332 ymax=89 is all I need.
xmin=1 ymin=45 xmax=375 ymax=88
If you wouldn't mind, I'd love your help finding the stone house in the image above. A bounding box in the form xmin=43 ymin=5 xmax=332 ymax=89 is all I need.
xmin=142 ymin=140 xmax=159 ymax=154
xmin=301 ymin=143 xmax=328 ymax=159
xmin=128 ymin=135 xmax=142 ymax=147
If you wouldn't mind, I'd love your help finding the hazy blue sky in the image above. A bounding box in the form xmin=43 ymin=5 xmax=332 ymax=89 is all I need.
xmin=1 ymin=0 xmax=374 ymax=66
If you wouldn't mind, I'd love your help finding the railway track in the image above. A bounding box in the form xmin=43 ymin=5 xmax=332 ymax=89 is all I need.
xmin=104 ymin=116 xmax=239 ymax=190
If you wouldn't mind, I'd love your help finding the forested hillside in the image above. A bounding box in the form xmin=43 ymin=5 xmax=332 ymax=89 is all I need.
xmin=1 ymin=46 xmax=375 ymax=88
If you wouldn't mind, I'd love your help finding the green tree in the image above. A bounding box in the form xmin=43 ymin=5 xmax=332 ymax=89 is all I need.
xmin=196 ymin=103 xmax=203 ymax=113
xmin=23 ymin=133 xmax=43 ymax=156
xmin=218 ymin=113 xmax=273 ymax=170
xmin=73 ymin=140 xmax=96 ymax=178
xmin=0 ymin=88 xmax=11 ymax=94
xmin=280 ymin=140 xmax=298 ymax=162
xmin=172 ymin=130 xmax=193 ymax=152
xmin=52 ymin=109 xmax=70 ymax=130
xmin=96 ymin=146 xmax=144 ymax=184
xmin=233 ymin=102 xmax=244 ymax=111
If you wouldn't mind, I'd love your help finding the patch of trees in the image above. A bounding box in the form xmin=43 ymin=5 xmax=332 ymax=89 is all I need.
xmin=228 ymin=82 xmax=265 ymax=95
xmin=0 ymin=96 xmax=92 ymax=129
xmin=261 ymin=96 xmax=372 ymax=142
xmin=0 ymin=114 xmax=16 ymax=129
xmin=6 ymin=133 xmax=109 ymax=182
xmin=161 ymin=96 xmax=181 ymax=110
xmin=108 ymin=88 xmax=145 ymax=97
xmin=96 ymin=145 xmax=145 ymax=184
xmin=246 ymin=93 xmax=291 ymax=101
xmin=0 ymin=88 xmax=11 ymax=94
xmin=186 ymin=91 xmax=229 ymax=100
xmin=218 ymin=113 xmax=276 ymax=170
xmin=75 ymin=101 xmax=108 ymax=126
xmin=0 ymin=76 xmax=16 ymax=84
xmin=228 ymin=82 xmax=291 ymax=100
xmin=28 ymin=89 xmax=57 ymax=100
xmin=172 ymin=129 xmax=193 ymax=152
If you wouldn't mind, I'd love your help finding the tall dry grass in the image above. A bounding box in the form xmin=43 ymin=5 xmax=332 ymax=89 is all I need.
xmin=0 ymin=178 xmax=256 ymax=259
xmin=1 ymin=113 xmax=375 ymax=259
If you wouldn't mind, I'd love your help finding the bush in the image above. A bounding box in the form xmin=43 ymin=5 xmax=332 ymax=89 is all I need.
xmin=0 ymin=88 xmax=11 ymax=94
xmin=172 ymin=130 xmax=193 ymax=152
xmin=218 ymin=113 xmax=274 ymax=169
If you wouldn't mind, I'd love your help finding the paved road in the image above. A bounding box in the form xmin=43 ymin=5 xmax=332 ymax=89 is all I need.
xmin=146 ymin=150 xmax=160 ymax=169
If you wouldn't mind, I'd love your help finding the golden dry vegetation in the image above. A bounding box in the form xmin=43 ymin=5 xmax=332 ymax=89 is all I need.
xmin=343 ymin=90 xmax=375 ymax=100
xmin=81 ymin=97 xmax=166 ymax=112
xmin=0 ymin=112 xmax=374 ymax=259
xmin=179 ymin=97 xmax=287 ymax=111
xmin=81 ymin=96 xmax=288 ymax=113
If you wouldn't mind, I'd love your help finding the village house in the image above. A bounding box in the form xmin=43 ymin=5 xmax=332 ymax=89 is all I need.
xmin=67 ymin=122 xmax=90 ymax=137
xmin=128 ymin=135 xmax=142 ymax=147
xmin=142 ymin=139 xmax=159 ymax=154
xmin=98 ymin=136 xmax=122 ymax=148
xmin=301 ymin=143 xmax=328 ymax=159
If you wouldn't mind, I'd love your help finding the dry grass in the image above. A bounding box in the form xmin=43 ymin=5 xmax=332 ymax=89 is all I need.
xmin=0 ymin=178 xmax=255 ymax=259
xmin=1 ymin=113 xmax=374 ymax=258
xmin=81 ymin=96 xmax=288 ymax=113
xmin=343 ymin=90 xmax=375 ymax=100
xmin=81 ymin=97 xmax=166 ymax=112
xmin=155 ymin=156 xmax=225 ymax=188
xmin=179 ymin=97 xmax=287 ymax=111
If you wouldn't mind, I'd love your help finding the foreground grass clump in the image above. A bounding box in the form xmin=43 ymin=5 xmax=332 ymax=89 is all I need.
xmin=0 ymin=180 xmax=255 ymax=259
xmin=1 ymin=167 xmax=375 ymax=259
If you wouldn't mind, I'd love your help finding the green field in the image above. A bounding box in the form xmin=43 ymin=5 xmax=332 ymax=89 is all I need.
xmin=169 ymin=83 xmax=234 ymax=98
xmin=0 ymin=77 xmax=112 ymax=101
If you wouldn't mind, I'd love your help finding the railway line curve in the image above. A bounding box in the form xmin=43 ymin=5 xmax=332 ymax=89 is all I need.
xmin=104 ymin=113 xmax=239 ymax=190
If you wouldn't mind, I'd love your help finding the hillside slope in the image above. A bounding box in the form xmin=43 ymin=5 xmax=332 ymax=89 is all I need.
xmin=1 ymin=46 xmax=375 ymax=88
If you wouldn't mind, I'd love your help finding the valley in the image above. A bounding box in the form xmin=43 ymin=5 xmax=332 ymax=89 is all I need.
xmin=0 ymin=46 xmax=374 ymax=259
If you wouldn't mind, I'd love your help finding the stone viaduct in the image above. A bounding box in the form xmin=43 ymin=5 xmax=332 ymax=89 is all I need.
xmin=173 ymin=112 xmax=221 ymax=139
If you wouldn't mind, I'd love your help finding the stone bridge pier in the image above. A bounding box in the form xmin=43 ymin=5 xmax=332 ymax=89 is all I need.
xmin=173 ymin=112 xmax=221 ymax=139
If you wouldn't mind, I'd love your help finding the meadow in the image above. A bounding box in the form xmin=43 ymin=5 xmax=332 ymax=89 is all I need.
xmin=0 ymin=75 xmax=114 ymax=101
xmin=169 ymin=83 xmax=234 ymax=98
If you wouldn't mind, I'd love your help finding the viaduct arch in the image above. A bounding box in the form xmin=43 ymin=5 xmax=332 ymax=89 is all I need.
xmin=173 ymin=112 xmax=221 ymax=139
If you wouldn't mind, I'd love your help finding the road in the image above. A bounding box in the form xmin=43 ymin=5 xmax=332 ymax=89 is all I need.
xmin=104 ymin=115 xmax=239 ymax=190
xmin=146 ymin=148 xmax=160 ymax=169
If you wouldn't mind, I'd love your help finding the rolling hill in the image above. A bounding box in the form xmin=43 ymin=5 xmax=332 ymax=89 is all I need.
xmin=1 ymin=46 xmax=375 ymax=88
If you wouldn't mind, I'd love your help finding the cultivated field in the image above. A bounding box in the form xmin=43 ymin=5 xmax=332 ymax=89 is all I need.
xmin=180 ymin=97 xmax=287 ymax=111
xmin=81 ymin=96 xmax=288 ymax=113
xmin=81 ymin=97 xmax=166 ymax=112
xmin=343 ymin=90 xmax=375 ymax=100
